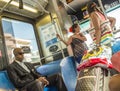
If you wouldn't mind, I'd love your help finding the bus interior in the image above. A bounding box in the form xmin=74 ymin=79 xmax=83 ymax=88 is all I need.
xmin=0 ymin=0 xmax=120 ymax=90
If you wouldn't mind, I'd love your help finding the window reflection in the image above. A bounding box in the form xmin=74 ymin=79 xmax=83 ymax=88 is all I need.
xmin=107 ymin=7 xmax=120 ymax=39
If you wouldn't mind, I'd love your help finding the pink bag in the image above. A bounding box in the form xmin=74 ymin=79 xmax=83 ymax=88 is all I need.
xmin=111 ymin=51 xmax=120 ymax=72
xmin=77 ymin=57 xmax=113 ymax=71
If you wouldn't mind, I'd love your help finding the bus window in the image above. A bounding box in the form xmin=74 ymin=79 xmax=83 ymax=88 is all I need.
xmin=1 ymin=18 xmax=40 ymax=64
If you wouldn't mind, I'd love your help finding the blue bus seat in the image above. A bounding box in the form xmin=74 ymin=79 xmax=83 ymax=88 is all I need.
xmin=0 ymin=71 xmax=16 ymax=91
xmin=44 ymin=86 xmax=57 ymax=91
xmin=36 ymin=59 xmax=61 ymax=76
xmin=0 ymin=71 xmax=57 ymax=91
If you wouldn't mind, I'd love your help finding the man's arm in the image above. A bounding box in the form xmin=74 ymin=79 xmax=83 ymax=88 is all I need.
xmin=26 ymin=63 xmax=49 ymax=86
xmin=25 ymin=62 xmax=43 ymax=78
xmin=7 ymin=65 xmax=34 ymax=88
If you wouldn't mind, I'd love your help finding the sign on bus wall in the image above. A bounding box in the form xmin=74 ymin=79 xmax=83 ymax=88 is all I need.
xmin=40 ymin=23 xmax=58 ymax=48
xmin=21 ymin=46 xmax=31 ymax=53
xmin=38 ymin=22 xmax=60 ymax=60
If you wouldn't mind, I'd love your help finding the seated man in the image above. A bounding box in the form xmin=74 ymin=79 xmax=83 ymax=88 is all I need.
xmin=6 ymin=48 xmax=67 ymax=91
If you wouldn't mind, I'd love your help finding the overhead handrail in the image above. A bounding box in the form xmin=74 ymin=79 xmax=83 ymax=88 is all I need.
xmin=39 ymin=49 xmax=66 ymax=65
xmin=33 ymin=0 xmax=49 ymax=14
xmin=0 ymin=0 xmax=13 ymax=14
xmin=60 ymin=0 xmax=76 ymax=12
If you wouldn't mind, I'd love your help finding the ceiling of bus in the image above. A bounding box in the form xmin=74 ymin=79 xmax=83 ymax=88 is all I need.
xmin=0 ymin=0 xmax=96 ymax=19
xmin=0 ymin=0 xmax=49 ymax=19
xmin=64 ymin=0 xmax=94 ymax=15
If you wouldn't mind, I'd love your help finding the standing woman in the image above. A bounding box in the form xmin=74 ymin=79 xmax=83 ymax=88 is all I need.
xmin=87 ymin=2 xmax=119 ymax=76
xmin=57 ymin=23 xmax=88 ymax=63
xmin=87 ymin=2 xmax=116 ymax=47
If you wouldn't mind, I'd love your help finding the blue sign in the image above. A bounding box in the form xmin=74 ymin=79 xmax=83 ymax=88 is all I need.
xmin=45 ymin=38 xmax=58 ymax=47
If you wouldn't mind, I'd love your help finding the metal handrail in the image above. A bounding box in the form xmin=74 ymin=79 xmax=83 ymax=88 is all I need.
xmin=39 ymin=49 xmax=67 ymax=65
xmin=0 ymin=0 xmax=13 ymax=14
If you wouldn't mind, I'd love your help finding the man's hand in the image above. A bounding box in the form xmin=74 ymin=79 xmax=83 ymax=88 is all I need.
xmin=37 ymin=77 xmax=49 ymax=86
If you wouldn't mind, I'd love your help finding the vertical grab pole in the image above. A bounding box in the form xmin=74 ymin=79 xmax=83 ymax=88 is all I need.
xmin=52 ymin=19 xmax=65 ymax=58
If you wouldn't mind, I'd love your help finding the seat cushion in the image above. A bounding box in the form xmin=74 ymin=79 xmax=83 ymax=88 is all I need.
xmin=36 ymin=60 xmax=61 ymax=76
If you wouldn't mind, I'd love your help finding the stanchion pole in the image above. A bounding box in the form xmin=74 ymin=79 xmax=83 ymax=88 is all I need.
xmin=52 ymin=19 xmax=65 ymax=58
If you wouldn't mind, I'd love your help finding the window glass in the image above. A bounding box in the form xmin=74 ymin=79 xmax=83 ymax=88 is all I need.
xmin=2 ymin=18 xmax=40 ymax=64
xmin=107 ymin=7 xmax=120 ymax=38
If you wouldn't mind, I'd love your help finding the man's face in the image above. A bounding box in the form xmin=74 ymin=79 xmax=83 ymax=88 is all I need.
xmin=15 ymin=48 xmax=24 ymax=62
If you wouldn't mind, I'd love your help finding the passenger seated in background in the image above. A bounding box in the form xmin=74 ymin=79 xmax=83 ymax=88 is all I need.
xmin=6 ymin=48 xmax=67 ymax=91
xmin=109 ymin=74 xmax=120 ymax=91
xmin=56 ymin=23 xmax=88 ymax=63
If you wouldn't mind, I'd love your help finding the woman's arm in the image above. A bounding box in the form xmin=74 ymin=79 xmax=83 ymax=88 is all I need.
xmin=78 ymin=33 xmax=87 ymax=41
xmin=56 ymin=34 xmax=72 ymax=46
xmin=91 ymin=12 xmax=101 ymax=45
xmin=74 ymin=33 xmax=87 ymax=41
xmin=108 ymin=16 xmax=116 ymax=28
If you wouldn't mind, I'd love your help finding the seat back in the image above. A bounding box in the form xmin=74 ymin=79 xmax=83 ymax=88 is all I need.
xmin=0 ymin=71 xmax=16 ymax=91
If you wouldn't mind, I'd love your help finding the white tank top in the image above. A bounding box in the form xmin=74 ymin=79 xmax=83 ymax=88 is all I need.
xmin=89 ymin=12 xmax=113 ymax=46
